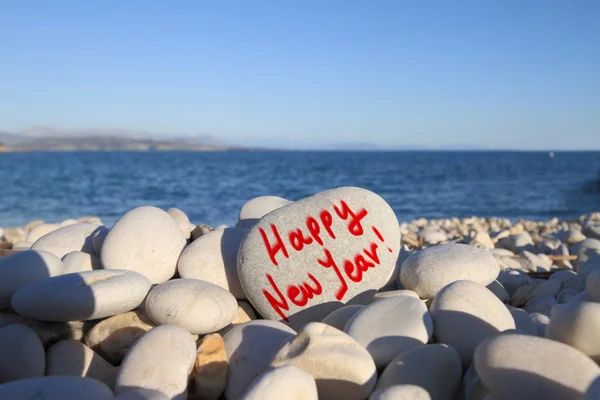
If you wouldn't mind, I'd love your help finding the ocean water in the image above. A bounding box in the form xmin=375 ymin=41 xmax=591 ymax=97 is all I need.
xmin=1 ymin=151 xmax=599 ymax=228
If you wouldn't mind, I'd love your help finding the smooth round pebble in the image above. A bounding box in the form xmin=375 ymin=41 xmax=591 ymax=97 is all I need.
xmin=430 ymin=280 xmax=515 ymax=365
xmin=486 ymin=280 xmax=509 ymax=303
xmin=580 ymin=263 xmax=600 ymax=280
xmin=344 ymin=296 xmax=433 ymax=369
xmin=400 ymin=244 xmax=500 ymax=299
xmin=31 ymin=222 xmax=101 ymax=258
xmin=0 ymin=250 xmax=64 ymax=309
xmin=509 ymin=308 xmax=538 ymax=336
xmin=46 ymin=339 xmax=117 ymax=388
xmin=557 ymin=289 xmax=578 ymax=304
xmin=372 ymin=289 xmax=420 ymax=302
xmin=523 ymin=295 xmax=558 ymax=316
xmin=569 ymin=290 xmax=594 ymax=303
xmin=26 ymin=223 xmax=60 ymax=243
xmin=0 ymin=376 xmax=114 ymax=399
xmin=12 ymin=269 xmax=152 ymax=321
xmin=375 ymin=344 xmax=462 ymax=400
xmin=12 ymin=240 xmax=33 ymax=250
xmin=0 ymin=324 xmax=45 ymax=383
xmin=101 ymin=206 xmax=187 ymax=284
xmin=224 ymin=320 xmax=296 ymax=400
xmin=236 ymin=196 xmax=292 ymax=229
xmin=115 ymin=389 xmax=169 ymax=400
xmin=548 ymin=302 xmax=600 ymax=363
xmin=370 ymin=385 xmax=432 ymax=400
xmin=177 ymin=228 xmax=248 ymax=299
xmin=166 ymin=207 xmax=191 ymax=239
xmin=240 ymin=365 xmax=318 ymax=400
xmin=321 ymin=305 xmax=364 ymax=331
xmin=145 ymin=278 xmax=237 ymax=334
xmin=115 ymin=325 xmax=197 ymax=399
xmin=549 ymin=269 xmax=578 ymax=283
xmin=189 ymin=333 xmax=228 ymax=400
xmin=587 ymin=268 xmax=600 ymax=302
xmin=92 ymin=226 xmax=109 ymax=257
xmin=474 ymin=333 xmax=600 ymax=400
xmin=62 ymin=250 xmax=102 ymax=273
xmin=271 ymin=322 xmax=377 ymax=400
xmin=530 ymin=312 xmax=550 ymax=336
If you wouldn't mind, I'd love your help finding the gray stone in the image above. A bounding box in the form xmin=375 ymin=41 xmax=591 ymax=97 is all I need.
xmin=237 ymin=187 xmax=401 ymax=329
xmin=530 ymin=312 xmax=550 ymax=336
xmin=31 ymin=223 xmax=101 ymax=258
xmin=178 ymin=228 xmax=248 ymax=299
xmin=321 ymin=304 xmax=364 ymax=331
xmin=497 ymin=269 xmax=532 ymax=297
xmin=474 ymin=334 xmax=600 ymax=400
xmin=486 ymin=280 xmax=509 ymax=303
xmin=0 ymin=376 xmax=114 ymax=399
xmin=400 ymin=244 xmax=499 ymax=299
xmin=145 ymin=278 xmax=238 ymax=334
xmin=236 ymin=196 xmax=293 ymax=229
xmin=101 ymin=206 xmax=187 ymax=284
xmin=115 ymin=389 xmax=169 ymax=400
xmin=344 ymin=296 xmax=433 ymax=369
xmin=509 ymin=308 xmax=538 ymax=336
xmin=587 ymin=269 xmax=600 ymax=302
xmin=224 ymin=320 xmax=296 ymax=400
xmin=523 ymin=295 xmax=558 ymax=316
xmin=370 ymin=385 xmax=432 ymax=400
xmin=92 ymin=226 xmax=109 ymax=257
xmin=12 ymin=270 xmax=152 ymax=321
xmin=0 ymin=250 xmax=64 ymax=309
xmin=557 ymin=289 xmax=578 ymax=304
xmin=0 ymin=324 xmax=45 ymax=383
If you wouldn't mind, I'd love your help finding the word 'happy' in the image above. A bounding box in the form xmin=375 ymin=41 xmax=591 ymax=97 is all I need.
xmin=258 ymin=200 xmax=392 ymax=321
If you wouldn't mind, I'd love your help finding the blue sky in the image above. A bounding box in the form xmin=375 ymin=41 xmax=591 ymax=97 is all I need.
xmin=1 ymin=1 xmax=599 ymax=149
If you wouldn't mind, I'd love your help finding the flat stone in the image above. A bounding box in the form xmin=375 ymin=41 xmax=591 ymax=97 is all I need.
xmin=62 ymin=250 xmax=102 ymax=273
xmin=238 ymin=187 xmax=401 ymax=329
xmin=178 ymin=228 xmax=248 ymax=299
xmin=236 ymin=196 xmax=293 ymax=229
xmin=530 ymin=312 xmax=550 ymax=336
xmin=167 ymin=207 xmax=191 ymax=239
xmin=12 ymin=269 xmax=152 ymax=321
xmin=101 ymin=206 xmax=187 ymax=284
xmin=509 ymin=308 xmax=538 ymax=336
xmin=321 ymin=305 xmax=364 ymax=331
xmin=85 ymin=310 xmax=155 ymax=365
xmin=0 ymin=324 xmax=45 ymax=383
xmin=31 ymin=222 xmax=101 ymax=258
xmin=145 ymin=278 xmax=237 ymax=334
xmin=271 ymin=322 xmax=377 ymax=400
xmin=344 ymin=296 xmax=433 ymax=369
xmin=224 ymin=320 xmax=296 ymax=400
xmin=188 ymin=333 xmax=228 ymax=400
xmin=240 ymin=365 xmax=318 ymax=400
xmin=399 ymin=244 xmax=500 ymax=299
xmin=0 ymin=249 xmax=64 ymax=309
xmin=430 ymin=280 xmax=515 ymax=366
xmin=548 ymin=302 xmax=600 ymax=363
xmin=523 ymin=295 xmax=558 ymax=316
xmin=486 ymin=280 xmax=509 ymax=303
xmin=46 ymin=339 xmax=117 ymax=388
xmin=370 ymin=385 xmax=432 ymax=400
xmin=0 ymin=376 xmax=114 ymax=399
xmin=587 ymin=268 xmax=600 ymax=302
xmin=375 ymin=344 xmax=462 ymax=400
xmin=474 ymin=333 xmax=600 ymax=400
xmin=115 ymin=325 xmax=197 ymax=399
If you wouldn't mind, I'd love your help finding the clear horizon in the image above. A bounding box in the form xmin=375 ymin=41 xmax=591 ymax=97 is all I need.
xmin=1 ymin=1 xmax=599 ymax=150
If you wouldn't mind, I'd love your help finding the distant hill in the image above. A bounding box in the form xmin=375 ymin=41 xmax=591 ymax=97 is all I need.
xmin=0 ymin=127 xmax=251 ymax=151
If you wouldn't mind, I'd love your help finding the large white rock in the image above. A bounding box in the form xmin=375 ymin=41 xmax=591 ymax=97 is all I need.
xmin=399 ymin=244 xmax=500 ymax=299
xmin=145 ymin=278 xmax=238 ymax=334
xmin=236 ymin=196 xmax=293 ymax=229
xmin=271 ymin=322 xmax=377 ymax=400
xmin=12 ymin=269 xmax=152 ymax=321
xmin=474 ymin=333 xmax=600 ymax=400
xmin=375 ymin=344 xmax=462 ymax=400
xmin=31 ymin=223 xmax=101 ymax=258
xmin=344 ymin=296 xmax=433 ymax=369
xmin=509 ymin=308 xmax=538 ymax=336
xmin=26 ymin=223 xmax=60 ymax=243
xmin=0 ymin=250 xmax=64 ymax=309
xmin=486 ymin=280 xmax=509 ymax=303
xmin=240 ymin=365 xmax=318 ymax=400
xmin=0 ymin=376 xmax=114 ymax=399
xmin=238 ymin=187 xmax=401 ymax=329
xmin=0 ymin=324 xmax=45 ymax=383
xmin=85 ymin=310 xmax=155 ymax=365
xmin=224 ymin=320 xmax=296 ymax=400
xmin=101 ymin=206 xmax=187 ymax=284
xmin=166 ymin=207 xmax=191 ymax=240
xmin=115 ymin=325 xmax=197 ymax=400
xmin=178 ymin=228 xmax=248 ymax=299
xmin=46 ymin=339 xmax=117 ymax=388
xmin=548 ymin=302 xmax=600 ymax=363
xmin=62 ymin=250 xmax=102 ymax=274
xmin=430 ymin=280 xmax=515 ymax=366
xmin=321 ymin=305 xmax=364 ymax=331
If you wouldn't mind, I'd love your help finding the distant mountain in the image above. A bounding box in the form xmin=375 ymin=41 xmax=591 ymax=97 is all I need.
xmin=0 ymin=127 xmax=249 ymax=152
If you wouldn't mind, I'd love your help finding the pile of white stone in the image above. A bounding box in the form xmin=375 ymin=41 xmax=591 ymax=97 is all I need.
xmin=0 ymin=187 xmax=599 ymax=400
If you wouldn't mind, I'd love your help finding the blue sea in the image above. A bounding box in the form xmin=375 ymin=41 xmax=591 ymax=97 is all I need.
xmin=1 ymin=151 xmax=599 ymax=228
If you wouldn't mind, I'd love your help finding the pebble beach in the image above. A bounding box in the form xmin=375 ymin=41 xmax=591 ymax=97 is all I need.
xmin=1 ymin=186 xmax=600 ymax=399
